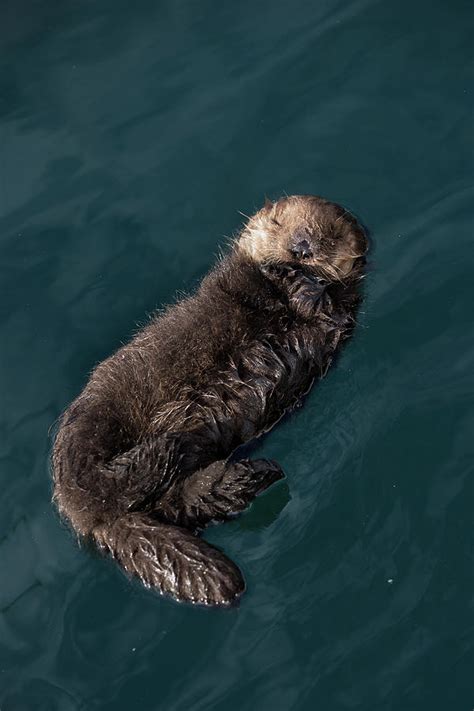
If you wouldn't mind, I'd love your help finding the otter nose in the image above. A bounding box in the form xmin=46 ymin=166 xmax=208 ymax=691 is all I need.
xmin=291 ymin=238 xmax=313 ymax=260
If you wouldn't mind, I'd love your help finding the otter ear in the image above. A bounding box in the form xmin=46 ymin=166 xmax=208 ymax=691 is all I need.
xmin=263 ymin=197 xmax=274 ymax=211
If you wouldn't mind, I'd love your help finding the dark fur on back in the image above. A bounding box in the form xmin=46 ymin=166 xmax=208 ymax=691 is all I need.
xmin=52 ymin=195 xmax=368 ymax=606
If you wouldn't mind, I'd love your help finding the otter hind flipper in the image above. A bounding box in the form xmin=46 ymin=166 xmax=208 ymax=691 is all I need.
xmin=156 ymin=458 xmax=285 ymax=528
xmin=92 ymin=514 xmax=245 ymax=607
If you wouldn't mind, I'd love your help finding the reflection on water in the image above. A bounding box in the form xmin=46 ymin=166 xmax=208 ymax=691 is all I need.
xmin=1 ymin=0 xmax=472 ymax=709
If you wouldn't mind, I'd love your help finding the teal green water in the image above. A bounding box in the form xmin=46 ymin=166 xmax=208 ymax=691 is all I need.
xmin=1 ymin=1 xmax=473 ymax=709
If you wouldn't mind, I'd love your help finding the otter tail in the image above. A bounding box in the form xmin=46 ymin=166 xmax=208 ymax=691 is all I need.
xmin=92 ymin=513 xmax=245 ymax=606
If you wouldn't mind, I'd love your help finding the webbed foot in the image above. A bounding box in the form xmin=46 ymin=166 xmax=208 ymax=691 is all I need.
xmin=155 ymin=457 xmax=285 ymax=528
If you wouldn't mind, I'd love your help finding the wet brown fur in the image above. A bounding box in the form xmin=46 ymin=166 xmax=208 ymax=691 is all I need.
xmin=52 ymin=195 xmax=368 ymax=606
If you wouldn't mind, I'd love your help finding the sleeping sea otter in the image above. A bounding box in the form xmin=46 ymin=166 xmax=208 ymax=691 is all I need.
xmin=52 ymin=195 xmax=368 ymax=606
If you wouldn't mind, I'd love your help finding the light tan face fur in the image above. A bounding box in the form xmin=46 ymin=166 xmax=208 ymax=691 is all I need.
xmin=237 ymin=195 xmax=367 ymax=281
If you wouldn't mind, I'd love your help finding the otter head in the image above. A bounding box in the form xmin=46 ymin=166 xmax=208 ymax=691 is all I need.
xmin=237 ymin=195 xmax=368 ymax=282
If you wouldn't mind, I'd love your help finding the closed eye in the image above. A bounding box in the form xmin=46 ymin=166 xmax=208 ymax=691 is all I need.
xmin=271 ymin=218 xmax=281 ymax=226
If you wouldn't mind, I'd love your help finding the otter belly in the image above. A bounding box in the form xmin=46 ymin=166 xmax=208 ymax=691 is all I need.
xmin=148 ymin=327 xmax=323 ymax=463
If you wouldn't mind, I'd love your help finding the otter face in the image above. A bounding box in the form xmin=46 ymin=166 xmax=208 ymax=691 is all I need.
xmin=237 ymin=195 xmax=368 ymax=281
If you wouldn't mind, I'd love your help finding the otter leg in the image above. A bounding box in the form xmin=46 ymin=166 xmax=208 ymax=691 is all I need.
xmin=155 ymin=458 xmax=285 ymax=529
xmin=96 ymin=431 xmax=186 ymax=514
xmin=96 ymin=429 xmax=214 ymax=516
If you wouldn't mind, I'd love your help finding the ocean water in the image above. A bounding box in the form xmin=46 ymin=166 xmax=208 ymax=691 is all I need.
xmin=0 ymin=1 xmax=472 ymax=709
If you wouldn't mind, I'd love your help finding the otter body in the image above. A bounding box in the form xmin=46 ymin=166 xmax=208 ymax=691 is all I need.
xmin=52 ymin=196 xmax=367 ymax=606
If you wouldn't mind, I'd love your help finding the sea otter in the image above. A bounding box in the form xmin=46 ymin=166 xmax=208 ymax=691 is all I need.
xmin=52 ymin=195 xmax=368 ymax=606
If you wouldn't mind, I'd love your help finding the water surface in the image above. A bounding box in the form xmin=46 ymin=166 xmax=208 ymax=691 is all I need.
xmin=1 ymin=1 xmax=473 ymax=709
